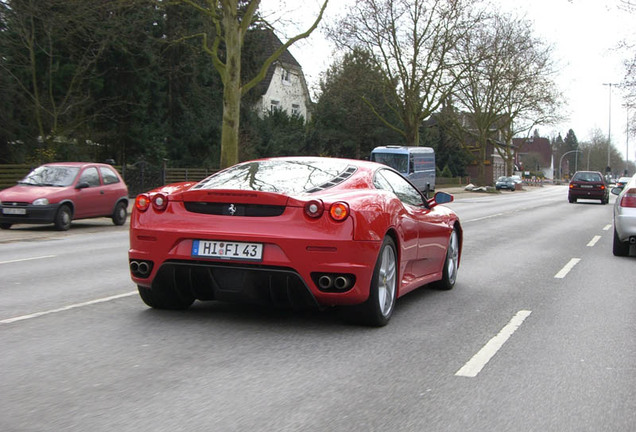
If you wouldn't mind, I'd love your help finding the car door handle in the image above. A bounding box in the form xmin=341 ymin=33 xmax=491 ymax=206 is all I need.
xmin=100 ymin=190 xmax=105 ymax=194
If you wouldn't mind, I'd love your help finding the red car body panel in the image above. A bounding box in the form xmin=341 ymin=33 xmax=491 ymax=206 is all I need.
xmin=129 ymin=158 xmax=461 ymax=308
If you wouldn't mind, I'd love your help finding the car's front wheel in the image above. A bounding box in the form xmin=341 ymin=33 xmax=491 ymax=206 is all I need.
xmin=431 ymin=227 xmax=460 ymax=290
xmin=54 ymin=205 xmax=72 ymax=231
xmin=351 ymin=236 xmax=398 ymax=327
xmin=112 ymin=201 xmax=127 ymax=226
xmin=613 ymin=227 xmax=630 ymax=256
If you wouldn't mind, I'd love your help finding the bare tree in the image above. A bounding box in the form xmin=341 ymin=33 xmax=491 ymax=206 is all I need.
xmin=329 ymin=0 xmax=483 ymax=148
xmin=449 ymin=12 xmax=562 ymax=183
xmin=178 ymin=0 xmax=328 ymax=168
xmin=0 ymin=0 xmax=115 ymax=154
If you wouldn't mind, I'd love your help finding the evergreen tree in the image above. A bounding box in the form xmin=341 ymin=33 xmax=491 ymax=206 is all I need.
xmin=311 ymin=48 xmax=401 ymax=159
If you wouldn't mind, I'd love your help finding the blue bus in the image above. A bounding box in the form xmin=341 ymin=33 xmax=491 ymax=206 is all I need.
xmin=370 ymin=146 xmax=436 ymax=195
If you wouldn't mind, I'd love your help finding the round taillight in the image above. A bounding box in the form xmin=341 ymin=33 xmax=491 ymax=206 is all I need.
xmin=304 ymin=200 xmax=324 ymax=218
xmin=135 ymin=194 xmax=150 ymax=212
xmin=329 ymin=202 xmax=350 ymax=221
xmin=152 ymin=193 xmax=168 ymax=211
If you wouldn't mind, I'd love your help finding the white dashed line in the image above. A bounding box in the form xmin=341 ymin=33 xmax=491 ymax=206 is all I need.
xmin=0 ymin=255 xmax=56 ymax=265
xmin=587 ymin=236 xmax=601 ymax=247
xmin=456 ymin=310 xmax=532 ymax=378
xmin=603 ymin=224 xmax=612 ymax=231
xmin=554 ymin=258 xmax=581 ymax=279
xmin=0 ymin=291 xmax=137 ymax=325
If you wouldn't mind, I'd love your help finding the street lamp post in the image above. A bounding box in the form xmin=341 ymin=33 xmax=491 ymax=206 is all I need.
xmin=603 ymin=82 xmax=619 ymax=176
xmin=559 ymin=150 xmax=582 ymax=181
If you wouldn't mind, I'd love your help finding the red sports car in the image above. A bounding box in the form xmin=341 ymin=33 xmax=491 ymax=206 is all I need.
xmin=129 ymin=157 xmax=462 ymax=326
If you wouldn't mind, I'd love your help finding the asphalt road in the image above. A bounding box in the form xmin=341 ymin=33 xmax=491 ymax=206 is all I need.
xmin=1 ymin=185 xmax=634 ymax=432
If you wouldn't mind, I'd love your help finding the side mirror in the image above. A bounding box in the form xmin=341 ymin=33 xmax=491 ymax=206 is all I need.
xmin=427 ymin=191 xmax=454 ymax=208
xmin=76 ymin=182 xmax=90 ymax=189
xmin=611 ymin=187 xmax=622 ymax=195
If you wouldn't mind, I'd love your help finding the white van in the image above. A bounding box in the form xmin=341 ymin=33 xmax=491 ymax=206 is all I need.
xmin=370 ymin=146 xmax=436 ymax=195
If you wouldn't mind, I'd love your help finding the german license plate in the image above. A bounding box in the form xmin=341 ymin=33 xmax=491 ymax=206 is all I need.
xmin=192 ymin=240 xmax=263 ymax=261
xmin=580 ymin=185 xmax=593 ymax=188
xmin=2 ymin=208 xmax=26 ymax=215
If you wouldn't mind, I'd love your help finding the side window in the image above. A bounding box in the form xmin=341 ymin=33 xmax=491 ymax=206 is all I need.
xmin=375 ymin=169 xmax=424 ymax=207
xmin=100 ymin=167 xmax=120 ymax=185
xmin=79 ymin=167 xmax=100 ymax=187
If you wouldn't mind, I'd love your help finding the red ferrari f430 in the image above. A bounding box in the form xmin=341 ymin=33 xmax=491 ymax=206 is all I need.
xmin=129 ymin=157 xmax=462 ymax=326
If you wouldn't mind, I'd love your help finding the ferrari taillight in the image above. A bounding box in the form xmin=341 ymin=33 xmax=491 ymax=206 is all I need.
xmin=135 ymin=194 xmax=150 ymax=212
xmin=329 ymin=202 xmax=350 ymax=222
xmin=152 ymin=193 xmax=168 ymax=211
xmin=304 ymin=200 xmax=324 ymax=218
xmin=620 ymin=188 xmax=636 ymax=208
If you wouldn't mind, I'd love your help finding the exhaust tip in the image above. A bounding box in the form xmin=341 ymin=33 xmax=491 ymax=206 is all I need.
xmin=130 ymin=260 xmax=153 ymax=278
xmin=334 ymin=276 xmax=350 ymax=290
xmin=318 ymin=275 xmax=333 ymax=290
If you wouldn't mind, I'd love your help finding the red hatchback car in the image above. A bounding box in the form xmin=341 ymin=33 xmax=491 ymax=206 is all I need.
xmin=129 ymin=157 xmax=462 ymax=326
xmin=568 ymin=171 xmax=609 ymax=204
xmin=0 ymin=162 xmax=129 ymax=230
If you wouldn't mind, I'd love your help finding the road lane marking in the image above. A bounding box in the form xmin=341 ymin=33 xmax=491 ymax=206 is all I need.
xmin=0 ymin=291 xmax=137 ymax=325
xmin=587 ymin=236 xmax=601 ymax=247
xmin=554 ymin=258 xmax=581 ymax=279
xmin=0 ymin=255 xmax=56 ymax=265
xmin=466 ymin=213 xmax=504 ymax=222
xmin=603 ymin=224 xmax=611 ymax=231
xmin=456 ymin=310 xmax=532 ymax=378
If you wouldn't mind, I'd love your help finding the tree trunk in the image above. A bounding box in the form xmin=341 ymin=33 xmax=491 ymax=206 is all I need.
xmin=219 ymin=7 xmax=242 ymax=169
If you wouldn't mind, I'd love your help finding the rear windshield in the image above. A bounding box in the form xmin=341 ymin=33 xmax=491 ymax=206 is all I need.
xmin=572 ymin=172 xmax=602 ymax=182
xmin=193 ymin=159 xmax=356 ymax=194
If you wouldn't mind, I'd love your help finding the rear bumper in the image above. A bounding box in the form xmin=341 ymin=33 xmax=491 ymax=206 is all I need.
xmin=569 ymin=189 xmax=607 ymax=200
xmin=129 ymin=227 xmax=382 ymax=307
xmin=614 ymin=210 xmax=636 ymax=242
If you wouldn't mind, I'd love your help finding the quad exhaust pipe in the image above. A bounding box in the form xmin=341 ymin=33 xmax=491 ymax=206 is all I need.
xmin=130 ymin=260 xmax=152 ymax=278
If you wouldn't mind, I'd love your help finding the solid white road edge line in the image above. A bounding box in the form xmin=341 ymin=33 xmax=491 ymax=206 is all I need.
xmin=455 ymin=310 xmax=532 ymax=378
xmin=0 ymin=291 xmax=137 ymax=325
xmin=587 ymin=236 xmax=601 ymax=247
xmin=554 ymin=258 xmax=581 ymax=279
xmin=0 ymin=255 xmax=56 ymax=265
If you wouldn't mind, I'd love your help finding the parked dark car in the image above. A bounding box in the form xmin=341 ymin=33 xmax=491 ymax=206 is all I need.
xmin=495 ymin=176 xmax=516 ymax=191
xmin=0 ymin=162 xmax=129 ymax=230
xmin=568 ymin=171 xmax=609 ymax=204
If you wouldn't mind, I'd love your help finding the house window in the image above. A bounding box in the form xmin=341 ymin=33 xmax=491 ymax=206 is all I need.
xmin=291 ymin=104 xmax=300 ymax=116
xmin=281 ymin=69 xmax=291 ymax=83
xmin=270 ymin=100 xmax=280 ymax=112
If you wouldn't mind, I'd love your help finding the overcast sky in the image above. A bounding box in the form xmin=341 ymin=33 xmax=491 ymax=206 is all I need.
xmin=267 ymin=0 xmax=634 ymax=160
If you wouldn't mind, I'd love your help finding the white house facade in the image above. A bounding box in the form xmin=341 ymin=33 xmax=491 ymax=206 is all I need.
xmin=252 ymin=30 xmax=312 ymax=122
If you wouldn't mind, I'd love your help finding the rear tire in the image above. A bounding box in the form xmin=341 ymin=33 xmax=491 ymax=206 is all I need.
xmin=0 ymin=223 xmax=11 ymax=230
xmin=431 ymin=227 xmax=460 ymax=291
xmin=137 ymin=285 xmax=194 ymax=310
xmin=613 ymin=227 xmax=630 ymax=256
xmin=350 ymin=236 xmax=398 ymax=327
xmin=54 ymin=205 xmax=72 ymax=231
